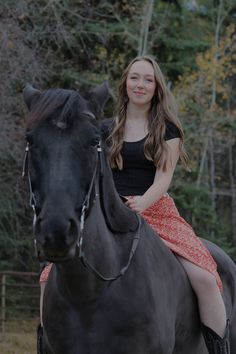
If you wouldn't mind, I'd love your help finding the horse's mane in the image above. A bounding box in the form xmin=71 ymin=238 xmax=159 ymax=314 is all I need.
xmin=26 ymin=89 xmax=87 ymax=131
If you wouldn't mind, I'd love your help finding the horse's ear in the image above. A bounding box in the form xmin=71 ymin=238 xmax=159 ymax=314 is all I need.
xmin=88 ymin=81 xmax=110 ymax=119
xmin=23 ymin=84 xmax=41 ymax=110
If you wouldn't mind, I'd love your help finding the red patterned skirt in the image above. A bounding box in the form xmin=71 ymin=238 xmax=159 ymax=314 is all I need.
xmin=40 ymin=262 xmax=52 ymax=283
xmin=140 ymin=194 xmax=222 ymax=291
xmin=40 ymin=194 xmax=222 ymax=291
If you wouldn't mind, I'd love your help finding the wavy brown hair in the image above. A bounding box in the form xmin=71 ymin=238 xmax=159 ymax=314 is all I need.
xmin=108 ymin=55 xmax=187 ymax=171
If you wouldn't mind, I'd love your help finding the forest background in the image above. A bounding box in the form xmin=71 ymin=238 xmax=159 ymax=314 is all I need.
xmin=0 ymin=0 xmax=236 ymax=273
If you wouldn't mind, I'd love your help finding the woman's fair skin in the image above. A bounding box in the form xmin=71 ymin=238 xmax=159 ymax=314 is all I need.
xmin=124 ymin=60 xmax=179 ymax=213
xmin=122 ymin=59 xmax=227 ymax=337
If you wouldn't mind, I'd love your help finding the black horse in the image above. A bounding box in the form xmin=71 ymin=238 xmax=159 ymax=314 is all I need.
xmin=23 ymin=83 xmax=236 ymax=354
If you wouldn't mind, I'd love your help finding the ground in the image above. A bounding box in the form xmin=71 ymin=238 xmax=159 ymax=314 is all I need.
xmin=0 ymin=319 xmax=37 ymax=354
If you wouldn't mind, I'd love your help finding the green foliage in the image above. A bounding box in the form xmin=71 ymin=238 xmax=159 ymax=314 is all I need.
xmin=150 ymin=0 xmax=214 ymax=78
xmin=172 ymin=182 xmax=235 ymax=258
xmin=0 ymin=157 xmax=36 ymax=271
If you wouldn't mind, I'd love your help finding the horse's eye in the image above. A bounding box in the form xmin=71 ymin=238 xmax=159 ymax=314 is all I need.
xmin=25 ymin=132 xmax=33 ymax=144
xmin=28 ymin=139 xmax=38 ymax=149
xmin=90 ymin=137 xmax=99 ymax=147
xmin=25 ymin=133 xmax=37 ymax=148
xmin=27 ymin=137 xmax=34 ymax=147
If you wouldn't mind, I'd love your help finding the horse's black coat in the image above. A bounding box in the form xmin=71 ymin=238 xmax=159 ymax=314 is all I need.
xmin=23 ymin=83 xmax=236 ymax=354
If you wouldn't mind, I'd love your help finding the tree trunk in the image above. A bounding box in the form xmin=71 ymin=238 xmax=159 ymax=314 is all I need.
xmin=228 ymin=135 xmax=236 ymax=244
xmin=196 ymin=135 xmax=208 ymax=188
xmin=138 ymin=0 xmax=154 ymax=56
xmin=209 ymin=130 xmax=216 ymax=238
xmin=211 ymin=0 xmax=225 ymax=108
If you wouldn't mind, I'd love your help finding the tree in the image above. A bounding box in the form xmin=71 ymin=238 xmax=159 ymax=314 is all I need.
xmin=174 ymin=21 xmax=236 ymax=249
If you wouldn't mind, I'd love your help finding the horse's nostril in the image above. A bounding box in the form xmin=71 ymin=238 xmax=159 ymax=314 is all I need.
xmin=33 ymin=214 xmax=79 ymax=262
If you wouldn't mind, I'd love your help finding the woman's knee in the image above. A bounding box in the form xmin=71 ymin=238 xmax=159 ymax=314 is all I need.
xmin=177 ymin=256 xmax=218 ymax=294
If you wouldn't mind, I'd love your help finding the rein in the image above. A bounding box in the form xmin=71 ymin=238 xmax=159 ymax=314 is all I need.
xmin=22 ymin=140 xmax=141 ymax=282
xmin=22 ymin=142 xmax=37 ymax=253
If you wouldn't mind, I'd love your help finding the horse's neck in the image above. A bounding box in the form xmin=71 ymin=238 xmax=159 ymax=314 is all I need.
xmin=54 ymin=199 xmax=136 ymax=303
xmin=82 ymin=198 xmax=136 ymax=274
xmin=99 ymin=163 xmax=139 ymax=233
xmin=53 ymin=163 xmax=140 ymax=303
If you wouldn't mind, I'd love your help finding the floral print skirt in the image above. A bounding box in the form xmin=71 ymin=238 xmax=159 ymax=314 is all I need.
xmin=140 ymin=194 xmax=222 ymax=291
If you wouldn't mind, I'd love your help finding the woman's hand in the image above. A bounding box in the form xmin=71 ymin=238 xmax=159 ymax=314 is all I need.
xmin=125 ymin=139 xmax=179 ymax=212
xmin=125 ymin=196 xmax=145 ymax=213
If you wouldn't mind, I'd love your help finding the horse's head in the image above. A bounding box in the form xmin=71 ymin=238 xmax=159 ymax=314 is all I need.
xmin=23 ymin=82 xmax=109 ymax=261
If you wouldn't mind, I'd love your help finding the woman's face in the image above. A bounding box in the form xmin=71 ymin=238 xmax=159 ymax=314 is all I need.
xmin=126 ymin=60 xmax=156 ymax=107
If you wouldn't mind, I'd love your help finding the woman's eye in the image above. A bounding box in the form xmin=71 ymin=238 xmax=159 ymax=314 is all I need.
xmin=145 ymin=78 xmax=154 ymax=83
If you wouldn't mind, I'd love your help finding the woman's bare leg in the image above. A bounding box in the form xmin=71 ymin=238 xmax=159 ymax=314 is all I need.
xmin=177 ymin=256 xmax=227 ymax=337
xmin=40 ymin=282 xmax=46 ymax=326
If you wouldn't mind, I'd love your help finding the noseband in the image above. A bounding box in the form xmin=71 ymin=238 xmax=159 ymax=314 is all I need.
xmin=22 ymin=140 xmax=141 ymax=282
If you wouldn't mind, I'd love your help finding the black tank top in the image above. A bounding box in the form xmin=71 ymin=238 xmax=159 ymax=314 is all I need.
xmin=101 ymin=118 xmax=181 ymax=196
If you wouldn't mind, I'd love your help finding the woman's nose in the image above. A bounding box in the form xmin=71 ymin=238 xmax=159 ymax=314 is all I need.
xmin=136 ymin=79 xmax=144 ymax=87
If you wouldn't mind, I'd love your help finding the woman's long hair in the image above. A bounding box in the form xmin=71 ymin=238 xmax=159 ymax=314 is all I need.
xmin=108 ymin=55 xmax=187 ymax=171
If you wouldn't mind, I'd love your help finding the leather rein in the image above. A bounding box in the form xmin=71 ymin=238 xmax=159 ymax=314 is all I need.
xmin=22 ymin=140 xmax=141 ymax=282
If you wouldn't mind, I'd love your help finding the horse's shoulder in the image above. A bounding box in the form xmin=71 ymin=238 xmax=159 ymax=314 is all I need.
xmin=139 ymin=218 xmax=182 ymax=266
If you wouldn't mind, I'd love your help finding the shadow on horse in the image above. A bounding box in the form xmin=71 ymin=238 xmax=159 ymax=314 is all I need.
xmin=23 ymin=82 xmax=236 ymax=354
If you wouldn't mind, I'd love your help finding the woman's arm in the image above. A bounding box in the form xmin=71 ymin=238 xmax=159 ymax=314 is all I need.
xmin=126 ymin=138 xmax=180 ymax=213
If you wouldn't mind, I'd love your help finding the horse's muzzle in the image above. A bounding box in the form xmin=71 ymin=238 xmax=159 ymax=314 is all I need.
xmin=35 ymin=216 xmax=79 ymax=262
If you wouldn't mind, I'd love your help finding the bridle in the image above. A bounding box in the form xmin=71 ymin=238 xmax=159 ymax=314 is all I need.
xmin=22 ymin=142 xmax=37 ymax=228
xmin=22 ymin=139 xmax=141 ymax=282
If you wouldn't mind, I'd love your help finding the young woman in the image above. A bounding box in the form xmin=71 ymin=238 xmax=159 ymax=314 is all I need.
xmin=102 ymin=55 xmax=230 ymax=354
